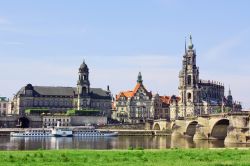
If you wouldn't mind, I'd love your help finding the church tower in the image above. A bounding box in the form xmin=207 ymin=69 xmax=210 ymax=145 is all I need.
xmin=178 ymin=35 xmax=200 ymax=117
xmin=77 ymin=60 xmax=90 ymax=110
xmin=227 ymin=87 xmax=233 ymax=107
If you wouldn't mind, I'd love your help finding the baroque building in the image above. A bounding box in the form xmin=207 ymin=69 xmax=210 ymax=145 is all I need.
xmin=11 ymin=61 xmax=112 ymax=117
xmin=170 ymin=36 xmax=242 ymax=120
xmin=113 ymin=72 xmax=170 ymax=123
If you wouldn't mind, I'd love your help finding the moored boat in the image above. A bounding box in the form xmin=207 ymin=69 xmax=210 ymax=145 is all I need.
xmin=73 ymin=127 xmax=118 ymax=137
xmin=10 ymin=129 xmax=52 ymax=137
xmin=51 ymin=127 xmax=73 ymax=137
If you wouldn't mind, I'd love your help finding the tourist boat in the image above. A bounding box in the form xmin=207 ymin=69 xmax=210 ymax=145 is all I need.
xmin=10 ymin=121 xmax=117 ymax=137
xmin=10 ymin=129 xmax=52 ymax=137
xmin=73 ymin=127 xmax=118 ymax=137
xmin=51 ymin=127 xmax=73 ymax=137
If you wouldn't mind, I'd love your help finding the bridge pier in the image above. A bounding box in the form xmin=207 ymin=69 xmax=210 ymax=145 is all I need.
xmin=193 ymin=128 xmax=208 ymax=140
xmin=224 ymin=115 xmax=250 ymax=144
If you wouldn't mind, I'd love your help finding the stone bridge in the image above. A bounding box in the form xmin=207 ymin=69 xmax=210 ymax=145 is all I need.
xmin=153 ymin=112 xmax=250 ymax=144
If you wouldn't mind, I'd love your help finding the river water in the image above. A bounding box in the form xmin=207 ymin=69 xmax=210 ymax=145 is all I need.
xmin=1 ymin=136 xmax=250 ymax=150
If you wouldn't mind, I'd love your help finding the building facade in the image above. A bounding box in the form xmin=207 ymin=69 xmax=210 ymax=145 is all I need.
xmin=170 ymin=36 xmax=242 ymax=120
xmin=0 ymin=97 xmax=9 ymax=116
xmin=43 ymin=115 xmax=71 ymax=127
xmin=113 ymin=72 xmax=170 ymax=123
xmin=11 ymin=61 xmax=112 ymax=117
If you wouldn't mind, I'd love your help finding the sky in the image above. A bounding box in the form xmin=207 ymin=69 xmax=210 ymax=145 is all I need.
xmin=0 ymin=0 xmax=250 ymax=109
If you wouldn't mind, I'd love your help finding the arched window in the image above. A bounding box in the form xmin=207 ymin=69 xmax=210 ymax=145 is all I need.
xmin=187 ymin=93 xmax=192 ymax=100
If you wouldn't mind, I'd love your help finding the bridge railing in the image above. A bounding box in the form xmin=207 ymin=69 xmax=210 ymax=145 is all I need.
xmin=182 ymin=112 xmax=250 ymax=120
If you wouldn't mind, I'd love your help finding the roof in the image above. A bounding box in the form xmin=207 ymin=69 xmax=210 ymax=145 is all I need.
xmin=0 ymin=97 xmax=8 ymax=102
xmin=16 ymin=85 xmax=111 ymax=99
xmin=170 ymin=95 xmax=181 ymax=103
xmin=160 ymin=96 xmax=171 ymax=104
xmin=116 ymin=83 xmax=152 ymax=100
xmin=34 ymin=86 xmax=75 ymax=96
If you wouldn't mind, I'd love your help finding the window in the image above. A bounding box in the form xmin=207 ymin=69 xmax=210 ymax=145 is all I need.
xmin=3 ymin=103 xmax=6 ymax=108
xmin=187 ymin=93 xmax=192 ymax=100
xmin=187 ymin=75 xmax=191 ymax=85
xmin=39 ymin=101 xmax=43 ymax=106
xmin=82 ymin=87 xmax=87 ymax=93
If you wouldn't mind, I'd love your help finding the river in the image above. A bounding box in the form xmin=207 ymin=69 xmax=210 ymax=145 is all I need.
xmin=1 ymin=136 xmax=250 ymax=150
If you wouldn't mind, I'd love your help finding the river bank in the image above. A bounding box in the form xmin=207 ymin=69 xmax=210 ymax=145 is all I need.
xmin=0 ymin=149 xmax=250 ymax=166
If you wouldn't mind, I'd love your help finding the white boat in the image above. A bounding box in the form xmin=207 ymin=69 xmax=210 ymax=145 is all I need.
xmin=73 ymin=127 xmax=118 ymax=137
xmin=51 ymin=127 xmax=73 ymax=137
xmin=10 ymin=129 xmax=52 ymax=137
xmin=10 ymin=121 xmax=117 ymax=137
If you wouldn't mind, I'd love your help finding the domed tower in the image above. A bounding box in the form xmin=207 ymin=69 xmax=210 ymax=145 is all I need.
xmin=76 ymin=60 xmax=91 ymax=110
xmin=77 ymin=60 xmax=90 ymax=96
xmin=178 ymin=35 xmax=200 ymax=117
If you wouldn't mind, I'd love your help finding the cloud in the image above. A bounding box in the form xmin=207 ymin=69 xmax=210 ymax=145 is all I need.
xmin=0 ymin=54 xmax=180 ymax=99
xmin=203 ymin=29 xmax=250 ymax=61
xmin=0 ymin=53 xmax=249 ymax=109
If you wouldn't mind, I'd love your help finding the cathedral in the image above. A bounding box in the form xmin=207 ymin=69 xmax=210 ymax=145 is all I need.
xmin=11 ymin=61 xmax=112 ymax=117
xmin=170 ymin=36 xmax=242 ymax=120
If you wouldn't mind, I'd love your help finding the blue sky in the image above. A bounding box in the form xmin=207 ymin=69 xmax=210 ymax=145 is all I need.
xmin=0 ymin=0 xmax=250 ymax=109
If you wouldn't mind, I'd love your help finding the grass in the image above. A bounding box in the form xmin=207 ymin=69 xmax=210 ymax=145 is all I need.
xmin=0 ymin=148 xmax=250 ymax=166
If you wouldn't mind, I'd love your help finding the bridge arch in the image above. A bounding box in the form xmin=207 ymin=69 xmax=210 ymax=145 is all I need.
xmin=16 ymin=117 xmax=30 ymax=128
xmin=153 ymin=123 xmax=161 ymax=130
xmin=185 ymin=121 xmax=198 ymax=137
xmin=210 ymin=119 xmax=229 ymax=140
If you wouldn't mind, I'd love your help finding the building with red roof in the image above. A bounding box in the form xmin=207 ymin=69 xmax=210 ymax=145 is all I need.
xmin=113 ymin=72 xmax=170 ymax=123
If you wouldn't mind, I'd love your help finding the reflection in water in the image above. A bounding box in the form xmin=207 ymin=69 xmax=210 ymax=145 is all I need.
xmin=0 ymin=136 xmax=249 ymax=150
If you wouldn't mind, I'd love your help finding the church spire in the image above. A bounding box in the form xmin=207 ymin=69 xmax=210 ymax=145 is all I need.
xmin=188 ymin=35 xmax=194 ymax=50
xmin=228 ymin=86 xmax=232 ymax=96
xmin=137 ymin=72 xmax=143 ymax=84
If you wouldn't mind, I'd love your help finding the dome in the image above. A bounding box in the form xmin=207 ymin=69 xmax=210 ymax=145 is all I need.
xmin=79 ymin=60 xmax=89 ymax=71
xmin=188 ymin=35 xmax=194 ymax=50
xmin=188 ymin=43 xmax=194 ymax=49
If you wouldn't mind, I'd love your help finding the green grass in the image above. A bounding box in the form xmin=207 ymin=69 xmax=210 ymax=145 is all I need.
xmin=0 ymin=148 xmax=250 ymax=166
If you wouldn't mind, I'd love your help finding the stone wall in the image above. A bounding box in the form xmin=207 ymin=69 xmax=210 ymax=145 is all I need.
xmin=98 ymin=123 xmax=145 ymax=130
xmin=70 ymin=116 xmax=107 ymax=126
